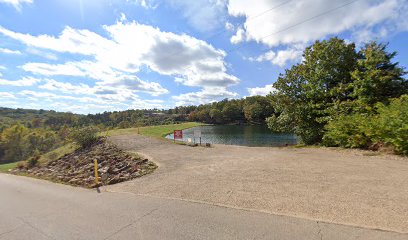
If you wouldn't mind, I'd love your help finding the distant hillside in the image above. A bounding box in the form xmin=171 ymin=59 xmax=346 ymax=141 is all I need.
xmin=0 ymin=107 xmax=184 ymax=131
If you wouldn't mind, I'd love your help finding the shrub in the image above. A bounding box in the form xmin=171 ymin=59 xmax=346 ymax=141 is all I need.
xmin=27 ymin=154 xmax=40 ymax=168
xmin=322 ymin=114 xmax=373 ymax=148
xmin=69 ymin=126 xmax=100 ymax=148
xmin=373 ymin=95 xmax=408 ymax=154
xmin=323 ymin=95 xmax=408 ymax=154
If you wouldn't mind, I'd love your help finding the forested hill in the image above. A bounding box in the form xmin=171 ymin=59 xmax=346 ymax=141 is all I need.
xmin=0 ymin=95 xmax=273 ymax=132
xmin=0 ymin=107 xmax=180 ymax=131
xmin=0 ymin=108 xmax=80 ymax=129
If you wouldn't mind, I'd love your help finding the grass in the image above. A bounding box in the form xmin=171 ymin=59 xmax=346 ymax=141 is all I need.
xmin=0 ymin=143 xmax=77 ymax=172
xmin=0 ymin=162 xmax=20 ymax=172
xmin=37 ymin=143 xmax=77 ymax=165
xmin=106 ymin=122 xmax=205 ymax=138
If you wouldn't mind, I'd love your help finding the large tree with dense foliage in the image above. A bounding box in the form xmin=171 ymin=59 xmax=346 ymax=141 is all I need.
xmin=267 ymin=38 xmax=359 ymax=144
xmin=351 ymin=42 xmax=407 ymax=109
xmin=267 ymin=37 xmax=407 ymax=147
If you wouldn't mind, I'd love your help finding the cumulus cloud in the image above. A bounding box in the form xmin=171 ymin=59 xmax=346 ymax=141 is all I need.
xmin=1 ymin=21 xmax=238 ymax=99
xmin=38 ymin=79 xmax=94 ymax=95
xmin=0 ymin=47 xmax=21 ymax=55
xmin=0 ymin=0 xmax=32 ymax=10
xmin=173 ymin=87 xmax=238 ymax=106
xmin=247 ymin=84 xmax=276 ymax=96
xmin=230 ymin=26 xmax=246 ymax=44
xmin=227 ymin=0 xmax=408 ymax=46
xmin=0 ymin=76 xmax=40 ymax=86
xmin=249 ymin=47 xmax=303 ymax=67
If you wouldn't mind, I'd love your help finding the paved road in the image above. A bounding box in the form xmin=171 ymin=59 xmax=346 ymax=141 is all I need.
xmin=1 ymin=174 xmax=406 ymax=240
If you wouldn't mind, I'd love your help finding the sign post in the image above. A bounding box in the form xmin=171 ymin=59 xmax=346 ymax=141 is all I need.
xmin=173 ymin=130 xmax=183 ymax=142
xmin=194 ymin=130 xmax=202 ymax=145
xmin=94 ymin=159 xmax=99 ymax=185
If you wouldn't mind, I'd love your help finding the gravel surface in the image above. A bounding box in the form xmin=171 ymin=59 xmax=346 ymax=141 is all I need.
xmin=105 ymin=134 xmax=408 ymax=233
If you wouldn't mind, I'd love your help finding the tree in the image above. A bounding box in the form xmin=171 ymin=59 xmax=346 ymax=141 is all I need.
xmin=268 ymin=38 xmax=359 ymax=144
xmin=0 ymin=124 xmax=29 ymax=163
xmin=351 ymin=42 xmax=407 ymax=109
xmin=209 ymin=109 xmax=223 ymax=124
xmin=222 ymin=100 xmax=243 ymax=123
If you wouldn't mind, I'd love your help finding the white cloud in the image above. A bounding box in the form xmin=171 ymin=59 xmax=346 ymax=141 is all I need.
xmin=38 ymin=79 xmax=94 ymax=95
xmin=0 ymin=47 xmax=21 ymax=55
xmin=130 ymin=99 xmax=166 ymax=109
xmin=0 ymin=76 xmax=40 ymax=86
xmin=23 ymin=61 xmax=169 ymax=96
xmin=247 ymin=84 xmax=276 ymax=96
xmin=230 ymin=26 xmax=246 ymax=44
xmin=127 ymin=0 xmax=158 ymax=9
xmin=173 ymin=87 xmax=238 ymax=106
xmin=225 ymin=22 xmax=234 ymax=31
xmin=227 ymin=0 xmax=408 ymax=47
xmin=26 ymin=48 xmax=58 ymax=60
xmin=249 ymin=48 xmax=303 ymax=67
xmin=0 ymin=92 xmax=16 ymax=99
xmin=1 ymin=21 xmax=238 ymax=100
xmin=0 ymin=0 xmax=32 ymax=10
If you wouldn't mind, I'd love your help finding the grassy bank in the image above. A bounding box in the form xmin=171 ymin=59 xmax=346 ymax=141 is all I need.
xmin=106 ymin=122 xmax=205 ymax=138
xmin=0 ymin=143 xmax=77 ymax=173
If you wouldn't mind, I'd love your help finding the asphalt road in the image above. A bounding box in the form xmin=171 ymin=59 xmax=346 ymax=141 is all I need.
xmin=1 ymin=174 xmax=406 ymax=240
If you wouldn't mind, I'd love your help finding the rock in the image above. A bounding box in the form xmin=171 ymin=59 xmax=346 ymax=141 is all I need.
xmin=101 ymin=173 xmax=108 ymax=182
xmin=10 ymin=140 xmax=156 ymax=188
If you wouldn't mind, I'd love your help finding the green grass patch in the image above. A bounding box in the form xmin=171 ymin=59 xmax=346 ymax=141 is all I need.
xmin=106 ymin=122 xmax=205 ymax=138
xmin=38 ymin=143 xmax=77 ymax=165
xmin=0 ymin=162 xmax=20 ymax=172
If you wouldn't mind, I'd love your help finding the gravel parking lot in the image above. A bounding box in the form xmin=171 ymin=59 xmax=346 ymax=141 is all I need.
xmin=105 ymin=134 xmax=408 ymax=233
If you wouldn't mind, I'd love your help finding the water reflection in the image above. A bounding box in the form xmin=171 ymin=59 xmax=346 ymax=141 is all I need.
xmin=166 ymin=125 xmax=298 ymax=147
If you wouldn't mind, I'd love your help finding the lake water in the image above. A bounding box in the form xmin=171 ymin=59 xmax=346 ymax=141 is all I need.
xmin=166 ymin=125 xmax=298 ymax=147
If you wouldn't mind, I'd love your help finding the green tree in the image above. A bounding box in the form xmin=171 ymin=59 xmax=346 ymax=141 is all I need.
xmin=0 ymin=124 xmax=29 ymax=163
xmin=351 ymin=42 xmax=407 ymax=109
xmin=209 ymin=109 xmax=223 ymax=124
xmin=268 ymin=38 xmax=359 ymax=144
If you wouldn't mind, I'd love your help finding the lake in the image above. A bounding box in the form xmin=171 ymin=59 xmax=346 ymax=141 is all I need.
xmin=166 ymin=125 xmax=298 ymax=147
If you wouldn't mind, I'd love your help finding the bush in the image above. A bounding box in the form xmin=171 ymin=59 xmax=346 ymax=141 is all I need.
xmin=69 ymin=126 xmax=100 ymax=148
xmin=323 ymin=114 xmax=373 ymax=148
xmin=373 ymin=95 xmax=408 ymax=154
xmin=323 ymin=95 xmax=408 ymax=154
xmin=27 ymin=153 xmax=40 ymax=168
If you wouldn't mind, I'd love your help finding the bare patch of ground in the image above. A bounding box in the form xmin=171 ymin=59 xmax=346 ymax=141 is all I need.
xmin=105 ymin=134 xmax=408 ymax=233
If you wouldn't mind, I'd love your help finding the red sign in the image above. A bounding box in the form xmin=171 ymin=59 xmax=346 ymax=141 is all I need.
xmin=174 ymin=130 xmax=183 ymax=140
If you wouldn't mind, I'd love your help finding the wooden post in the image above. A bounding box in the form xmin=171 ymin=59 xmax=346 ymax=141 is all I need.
xmin=94 ymin=159 xmax=99 ymax=185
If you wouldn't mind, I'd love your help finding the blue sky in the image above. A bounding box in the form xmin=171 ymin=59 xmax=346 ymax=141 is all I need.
xmin=0 ymin=0 xmax=407 ymax=114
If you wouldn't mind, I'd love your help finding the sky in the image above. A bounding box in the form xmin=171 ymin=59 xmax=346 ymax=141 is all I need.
xmin=0 ymin=0 xmax=407 ymax=114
